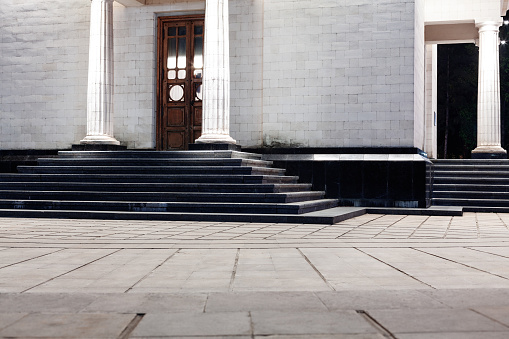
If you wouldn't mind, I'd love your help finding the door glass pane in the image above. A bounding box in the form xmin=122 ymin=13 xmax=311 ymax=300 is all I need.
xmin=177 ymin=37 xmax=186 ymax=68
xmin=178 ymin=26 xmax=186 ymax=36
xmin=167 ymin=38 xmax=176 ymax=69
xmin=168 ymin=70 xmax=176 ymax=79
xmin=194 ymin=25 xmax=203 ymax=35
xmin=194 ymin=36 xmax=203 ymax=69
xmin=178 ymin=70 xmax=186 ymax=79
xmin=168 ymin=27 xmax=176 ymax=37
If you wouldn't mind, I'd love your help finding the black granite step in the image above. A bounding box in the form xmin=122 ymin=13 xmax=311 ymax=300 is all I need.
xmin=0 ymin=149 xmax=340 ymax=221
xmin=434 ymin=171 xmax=509 ymax=178
xmin=433 ymin=184 xmax=509 ymax=192
xmin=433 ymin=159 xmax=509 ymax=166
xmin=0 ymin=182 xmax=311 ymax=193
xmin=433 ymin=165 xmax=509 ymax=171
xmin=432 ymin=197 xmax=509 ymax=208
xmin=57 ymin=150 xmax=262 ymax=160
xmin=432 ymin=159 xmax=509 ymax=210
xmin=434 ymin=191 xmax=509 ymax=199
xmin=0 ymin=190 xmax=324 ymax=203
xmin=36 ymin=158 xmax=273 ymax=168
xmin=17 ymin=166 xmax=286 ymax=176
xmin=0 ymin=174 xmax=299 ymax=184
xmin=0 ymin=199 xmax=338 ymax=215
xmin=434 ymin=177 xmax=509 ymax=185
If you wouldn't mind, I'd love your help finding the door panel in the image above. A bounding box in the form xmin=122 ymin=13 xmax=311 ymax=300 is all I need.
xmin=157 ymin=16 xmax=204 ymax=150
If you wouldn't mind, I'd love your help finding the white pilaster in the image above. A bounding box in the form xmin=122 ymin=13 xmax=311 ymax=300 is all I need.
xmin=472 ymin=21 xmax=506 ymax=156
xmin=81 ymin=0 xmax=120 ymax=145
xmin=195 ymin=0 xmax=236 ymax=145
xmin=424 ymin=44 xmax=437 ymax=159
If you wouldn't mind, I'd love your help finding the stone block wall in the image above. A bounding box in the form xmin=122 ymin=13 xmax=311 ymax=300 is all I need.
xmin=0 ymin=0 xmax=90 ymax=149
xmin=0 ymin=0 xmax=425 ymax=150
xmin=259 ymin=0 xmax=419 ymax=148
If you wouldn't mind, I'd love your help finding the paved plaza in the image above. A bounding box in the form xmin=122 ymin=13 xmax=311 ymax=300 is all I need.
xmin=1 ymin=213 xmax=509 ymax=337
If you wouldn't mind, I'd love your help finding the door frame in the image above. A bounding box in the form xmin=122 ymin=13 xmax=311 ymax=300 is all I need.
xmin=156 ymin=14 xmax=205 ymax=150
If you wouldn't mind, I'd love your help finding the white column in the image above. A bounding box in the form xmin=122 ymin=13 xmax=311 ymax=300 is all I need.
xmin=195 ymin=0 xmax=236 ymax=145
xmin=472 ymin=21 xmax=506 ymax=157
xmin=80 ymin=0 xmax=120 ymax=145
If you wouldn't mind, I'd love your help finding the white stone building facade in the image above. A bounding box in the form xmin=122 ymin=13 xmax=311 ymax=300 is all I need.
xmin=1 ymin=0 xmax=508 ymax=157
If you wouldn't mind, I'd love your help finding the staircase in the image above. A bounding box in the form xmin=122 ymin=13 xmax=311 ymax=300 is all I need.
xmin=432 ymin=159 xmax=509 ymax=212
xmin=0 ymin=150 xmax=339 ymax=223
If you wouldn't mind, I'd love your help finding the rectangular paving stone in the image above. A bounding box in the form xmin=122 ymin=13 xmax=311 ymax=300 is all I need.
xmin=205 ymin=292 xmax=329 ymax=312
xmin=397 ymin=333 xmax=509 ymax=339
xmin=0 ymin=293 xmax=98 ymax=313
xmin=0 ymin=313 xmax=27 ymax=330
xmin=29 ymin=249 xmax=176 ymax=293
xmin=419 ymin=289 xmax=509 ymax=308
xmin=368 ymin=309 xmax=508 ymax=334
xmin=473 ymin=306 xmax=509 ymax=328
xmin=359 ymin=248 xmax=509 ymax=289
xmin=316 ymin=290 xmax=446 ymax=310
xmin=251 ymin=311 xmax=377 ymax=336
xmin=131 ymin=312 xmax=252 ymax=337
xmin=83 ymin=293 xmax=207 ymax=313
xmin=301 ymin=248 xmax=428 ymax=290
xmin=0 ymin=313 xmax=134 ymax=338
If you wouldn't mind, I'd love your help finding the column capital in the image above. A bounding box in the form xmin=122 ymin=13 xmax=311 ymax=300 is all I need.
xmin=475 ymin=20 xmax=503 ymax=32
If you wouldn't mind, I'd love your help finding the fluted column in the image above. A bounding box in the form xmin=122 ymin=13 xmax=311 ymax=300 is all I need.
xmin=80 ymin=0 xmax=120 ymax=145
xmin=472 ymin=21 xmax=506 ymax=157
xmin=195 ymin=0 xmax=236 ymax=145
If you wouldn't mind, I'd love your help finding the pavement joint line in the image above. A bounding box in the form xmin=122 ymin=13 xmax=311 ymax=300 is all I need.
xmin=125 ymin=248 xmax=180 ymax=293
xmin=497 ymin=212 xmax=509 ymax=231
xmin=355 ymin=247 xmax=436 ymax=289
xmin=412 ymin=247 xmax=509 ymax=281
xmin=229 ymin=248 xmax=240 ymax=292
xmin=203 ymin=294 xmax=209 ymax=313
xmin=248 ymin=311 xmax=255 ymax=339
xmin=297 ymin=248 xmax=336 ymax=291
xmin=470 ymin=308 xmax=509 ymax=330
xmin=475 ymin=213 xmax=480 ymax=238
xmin=339 ymin=214 xmax=386 ymax=237
xmin=373 ymin=215 xmax=407 ymax=238
xmin=302 ymin=223 xmax=329 ymax=238
xmin=467 ymin=246 xmax=509 ymax=259
xmin=442 ymin=216 xmax=454 ymax=239
xmin=356 ymin=310 xmax=396 ymax=339
xmin=0 ymin=247 xmax=65 ymax=270
xmin=408 ymin=215 xmax=431 ymax=238
xmin=20 ymin=248 xmax=123 ymax=293
xmin=117 ymin=313 xmax=145 ymax=339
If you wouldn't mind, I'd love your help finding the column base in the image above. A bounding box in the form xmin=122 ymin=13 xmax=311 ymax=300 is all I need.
xmin=471 ymin=146 xmax=507 ymax=159
xmin=80 ymin=135 xmax=120 ymax=146
xmin=195 ymin=134 xmax=237 ymax=145
xmin=189 ymin=143 xmax=241 ymax=151
xmin=72 ymin=144 xmax=127 ymax=151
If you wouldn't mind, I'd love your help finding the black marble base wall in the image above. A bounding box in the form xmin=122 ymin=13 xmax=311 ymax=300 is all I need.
xmin=0 ymin=150 xmax=62 ymax=173
xmin=250 ymin=149 xmax=433 ymax=208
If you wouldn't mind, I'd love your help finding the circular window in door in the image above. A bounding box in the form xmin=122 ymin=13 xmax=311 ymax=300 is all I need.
xmin=169 ymin=85 xmax=184 ymax=102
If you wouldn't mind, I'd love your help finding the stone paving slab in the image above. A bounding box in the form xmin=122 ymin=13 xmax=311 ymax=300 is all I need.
xmin=131 ymin=312 xmax=252 ymax=337
xmin=0 ymin=313 xmax=135 ymax=338
xmin=0 ymin=214 xmax=509 ymax=337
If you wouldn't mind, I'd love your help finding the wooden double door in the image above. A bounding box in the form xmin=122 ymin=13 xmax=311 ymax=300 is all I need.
xmin=157 ymin=16 xmax=204 ymax=150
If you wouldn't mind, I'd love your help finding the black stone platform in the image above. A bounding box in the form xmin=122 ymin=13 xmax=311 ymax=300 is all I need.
xmin=250 ymin=149 xmax=432 ymax=208
xmin=0 ymin=150 xmax=342 ymax=224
